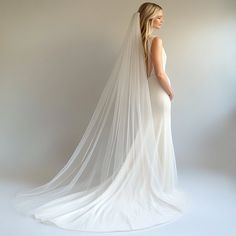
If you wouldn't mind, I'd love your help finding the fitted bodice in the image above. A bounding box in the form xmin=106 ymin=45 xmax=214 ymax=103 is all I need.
xmin=147 ymin=36 xmax=167 ymax=78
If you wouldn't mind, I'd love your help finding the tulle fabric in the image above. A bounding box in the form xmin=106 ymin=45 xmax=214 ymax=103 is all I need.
xmin=13 ymin=12 xmax=190 ymax=232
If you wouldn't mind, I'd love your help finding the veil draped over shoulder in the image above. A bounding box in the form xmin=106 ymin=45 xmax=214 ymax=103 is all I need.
xmin=13 ymin=12 xmax=188 ymax=232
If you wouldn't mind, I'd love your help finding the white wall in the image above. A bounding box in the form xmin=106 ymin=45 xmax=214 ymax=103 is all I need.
xmin=1 ymin=0 xmax=236 ymax=184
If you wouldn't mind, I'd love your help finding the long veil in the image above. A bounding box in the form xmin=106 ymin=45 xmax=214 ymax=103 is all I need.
xmin=13 ymin=12 xmax=186 ymax=220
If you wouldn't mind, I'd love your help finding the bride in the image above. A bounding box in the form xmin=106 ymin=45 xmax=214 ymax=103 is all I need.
xmin=13 ymin=2 xmax=190 ymax=232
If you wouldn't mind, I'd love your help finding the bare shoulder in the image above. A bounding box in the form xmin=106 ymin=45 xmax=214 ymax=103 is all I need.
xmin=151 ymin=36 xmax=163 ymax=48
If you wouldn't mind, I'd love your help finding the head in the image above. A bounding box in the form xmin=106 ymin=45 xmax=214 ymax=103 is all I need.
xmin=138 ymin=2 xmax=164 ymax=75
xmin=138 ymin=2 xmax=164 ymax=35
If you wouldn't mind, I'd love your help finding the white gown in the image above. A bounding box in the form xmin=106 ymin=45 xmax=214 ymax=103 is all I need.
xmin=18 ymin=36 xmax=190 ymax=233
xmin=147 ymin=36 xmax=176 ymax=191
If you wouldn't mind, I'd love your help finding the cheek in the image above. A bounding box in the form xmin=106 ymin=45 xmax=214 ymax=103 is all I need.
xmin=154 ymin=20 xmax=160 ymax=25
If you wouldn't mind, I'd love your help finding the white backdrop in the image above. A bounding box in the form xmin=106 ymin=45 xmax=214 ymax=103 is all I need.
xmin=1 ymin=0 xmax=236 ymax=185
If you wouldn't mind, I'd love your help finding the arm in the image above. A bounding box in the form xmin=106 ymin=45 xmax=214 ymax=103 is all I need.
xmin=151 ymin=37 xmax=174 ymax=100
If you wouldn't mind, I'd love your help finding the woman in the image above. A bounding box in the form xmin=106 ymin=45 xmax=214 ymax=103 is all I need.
xmin=13 ymin=2 xmax=190 ymax=232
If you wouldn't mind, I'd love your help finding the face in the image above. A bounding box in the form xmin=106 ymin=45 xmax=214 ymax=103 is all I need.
xmin=151 ymin=10 xmax=164 ymax=29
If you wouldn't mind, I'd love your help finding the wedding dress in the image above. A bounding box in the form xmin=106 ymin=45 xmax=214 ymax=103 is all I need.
xmin=13 ymin=12 xmax=190 ymax=232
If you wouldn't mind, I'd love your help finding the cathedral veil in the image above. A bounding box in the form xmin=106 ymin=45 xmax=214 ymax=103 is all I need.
xmin=13 ymin=12 xmax=184 ymax=220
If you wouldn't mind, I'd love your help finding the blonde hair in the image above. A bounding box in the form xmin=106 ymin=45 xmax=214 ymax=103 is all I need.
xmin=138 ymin=2 xmax=163 ymax=76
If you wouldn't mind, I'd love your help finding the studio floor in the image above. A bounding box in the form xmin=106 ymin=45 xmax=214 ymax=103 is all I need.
xmin=1 ymin=167 xmax=235 ymax=236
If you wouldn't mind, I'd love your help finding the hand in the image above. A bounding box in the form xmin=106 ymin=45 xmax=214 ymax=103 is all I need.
xmin=168 ymin=91 xmax=174 ymax=101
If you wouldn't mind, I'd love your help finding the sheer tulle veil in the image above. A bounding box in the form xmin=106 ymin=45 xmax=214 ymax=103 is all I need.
xmin=13 ymin=11 xmax=184 ymax=217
